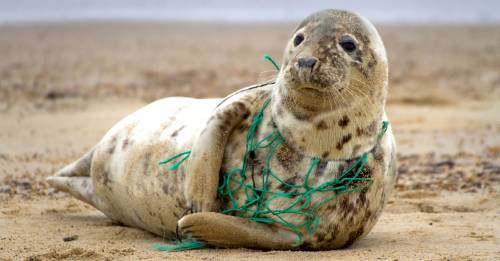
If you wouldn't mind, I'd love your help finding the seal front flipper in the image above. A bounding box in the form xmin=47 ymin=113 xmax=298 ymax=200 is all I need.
xmin=184 ymin=99 xmax=251 ymax=212
xmin=178 ymin=212 xmax=298 ymax=250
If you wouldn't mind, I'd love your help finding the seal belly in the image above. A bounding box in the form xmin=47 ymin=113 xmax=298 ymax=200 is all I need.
xmin=90 ymin=97 xmax=220 ymax=236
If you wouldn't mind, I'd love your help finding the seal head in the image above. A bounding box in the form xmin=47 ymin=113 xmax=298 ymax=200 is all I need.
xmin=272 ymin=9 xmax=389 ymax=160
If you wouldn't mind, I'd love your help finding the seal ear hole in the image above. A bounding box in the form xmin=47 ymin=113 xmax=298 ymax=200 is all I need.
xmin=339 ymin=35 xmax=357 ymax=53
xmin=293 ymin=33 xmax=305 ymax=47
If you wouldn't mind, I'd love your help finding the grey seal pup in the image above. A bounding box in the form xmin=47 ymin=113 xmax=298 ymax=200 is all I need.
xmin=48 ymin=9 xmax=396 ymax=250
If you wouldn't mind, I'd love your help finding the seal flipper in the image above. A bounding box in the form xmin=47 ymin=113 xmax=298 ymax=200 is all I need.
xmin=178 ymin=212 xmax=299 ymax=250
xmin=46 ymin=176 xmax=95 ymax=204
xmin=47 ymin=148 xmax=105 ymax=209
xmin=53 ymin=148 xmax=94 ymax=177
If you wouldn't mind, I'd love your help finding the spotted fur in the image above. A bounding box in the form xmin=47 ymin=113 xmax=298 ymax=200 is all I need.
xmin=47 ymin=9 xmax=396 ymax=250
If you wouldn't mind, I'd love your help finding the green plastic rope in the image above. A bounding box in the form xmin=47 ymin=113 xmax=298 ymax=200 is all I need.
xmin=152 ymin=239 xmax=207 ymax=252
xmin=262 ymin=54 xmax=281 ymax=71
xmin=157 ymin=100 xmax=388 ymax=249
xmin=216 ymin=100 xmax=383 ymax=246
xmin=159 ymin=150 xmax=191 ymax=171
xmin=154 ymin=54 xmax=389 ymax=251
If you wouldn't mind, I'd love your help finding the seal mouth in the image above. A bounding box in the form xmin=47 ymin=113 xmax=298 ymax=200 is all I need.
xmin=299 ymin=86 xmax=327 ymax=93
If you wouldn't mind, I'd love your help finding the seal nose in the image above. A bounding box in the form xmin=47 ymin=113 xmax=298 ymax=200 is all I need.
xmin=297 ymin=57 xmax=317 ymax=69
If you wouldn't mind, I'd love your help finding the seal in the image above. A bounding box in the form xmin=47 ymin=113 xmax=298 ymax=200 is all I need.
xmin=47 ymin=9 xmax=396 ymax=250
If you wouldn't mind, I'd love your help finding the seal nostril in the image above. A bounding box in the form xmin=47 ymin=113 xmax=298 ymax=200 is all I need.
xmin=298 ymin=58 xmax=317 ymax=69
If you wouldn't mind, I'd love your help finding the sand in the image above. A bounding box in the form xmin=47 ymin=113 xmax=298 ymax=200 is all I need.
xmin=0 ymin=22 xmax=499 ymax=260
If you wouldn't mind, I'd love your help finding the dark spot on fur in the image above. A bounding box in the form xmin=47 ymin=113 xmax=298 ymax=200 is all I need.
xmin=175 ymin=197 xmax=186 ymax=209
xmin=367 ymin=50 xmax=378 ymax=69
xmin=373 ymin=145 xmax=384 ymax=162
xmin=363 ymin=209 xmax=373 ymax=224
xmin=216 ymin=112 xmax=224 ymax=120
xmin=107 ymin=134 xmax=118 ymax=154
xmin=171 ymin=125 xmax=185 ymax=137
xmin=292 ymin=110 xmax=312 ymax=121
xmin=367 ymin=121 xmax=377 ymax=133
xmin=315 ymin=160 xmax=328 ymax=177
xmin=234 ymin=101 xmax=246 ymax=112
xmin=338 ymin=197 xmax=355 ymax=219
xmin=321 ymin=151 xmax=329 ymax=158
xmin=358 ymin=189 xmax=367 ymax=205
xmin=343 ymin=227 xmax=365 ymax=248
xmin=352 ymin=165 xmax=372 ymax=187
xmin=143 ymin=152 xmax=151 ymax=175
xmin=316 ymin=120 xmax=328 ymax=130
xmin=243 ymin=111 xmax=250 ymax=119
xmin=352 ymin=144 xmax=361 ymax=155
xmin=237 ymin=123 xmax=249 ymax=132
xmin=220 ymin=119 xmax=231 ymax=131
xmin=276 ymin=144 xmax=303 ymax=171
xmin=277 ymin=107 xmax=284 ymax=117
xmin=162 ymin=184 xmax=170 ymax=195
xmin=338 ymin=115 xmax=350 ymax=128
xmin=316 ymin=232 xmax=326 ymax=242
xmin=122 ymin=138 xmax=129 ymax=150
xmin=344 ymin=202 xmax=355 ymax=218
xmin=327 ymin=224 xmax=340 ymax=242
xmin=279 ymin=127 xmax=293 ymax=143
xmin=278 ymin=177 xmax=297 ymax=193
xmin=337 ymin=164 xmax=346 ymax=175
xmin=336 ymin=134 xmax=352 ymax=150
xmin=101 ymin=170 xmax=111 ymax=188
xmin=326 ymin=202 xmax=337 ymax=212
xmin=356 ymin=121 xmax=377 ymax=137
xmin=340 ymin=197 xmax=349 ymax=210
xmin=248 ymin=150 xmax=259 ymax=164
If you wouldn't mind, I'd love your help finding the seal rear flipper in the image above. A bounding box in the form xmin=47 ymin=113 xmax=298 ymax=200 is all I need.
xmin=178 ymin=212 xmax=299 ymax=250
xmin=47 ymin=147 xmax=108 ymax=210
xmin=47 ymin=176 xmax=93 ymax=204
xmin=54 ymin=147 xmax=94 ymax=177
xmin=46 ymin=176 xmax=110 ymax=212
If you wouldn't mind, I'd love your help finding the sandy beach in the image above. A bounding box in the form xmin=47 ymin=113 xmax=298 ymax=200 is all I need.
xmin=0 ymin=22 xmax=499 ymax=260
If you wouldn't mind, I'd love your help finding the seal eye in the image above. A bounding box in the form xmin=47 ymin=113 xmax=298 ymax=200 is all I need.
xmin=340 ymin=36 xmax=357 ymax=52
xmin=293 ymin=33 xmax=304 ymax=47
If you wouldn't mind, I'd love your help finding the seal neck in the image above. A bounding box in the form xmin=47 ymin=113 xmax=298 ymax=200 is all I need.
xmin=270 ymin=83 xmax=385 ymax=161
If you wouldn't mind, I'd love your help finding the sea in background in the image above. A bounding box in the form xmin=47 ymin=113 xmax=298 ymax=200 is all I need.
xmin=1 ymin=0 xmax=499 ymax=24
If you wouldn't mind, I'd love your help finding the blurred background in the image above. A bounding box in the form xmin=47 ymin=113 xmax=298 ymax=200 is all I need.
xmin=1 ymin=1 xmax=499 ymax=260
xmin=1 ymin=0 xmax=500 ymax=23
